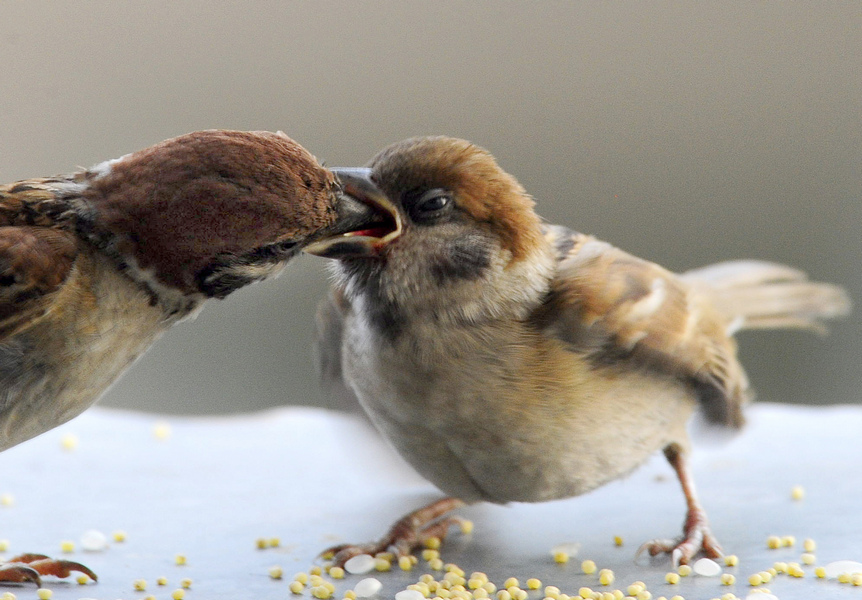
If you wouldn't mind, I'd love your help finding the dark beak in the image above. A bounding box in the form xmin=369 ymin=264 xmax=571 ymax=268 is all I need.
xmin=304 ymin=168 xmax=402 ymax=258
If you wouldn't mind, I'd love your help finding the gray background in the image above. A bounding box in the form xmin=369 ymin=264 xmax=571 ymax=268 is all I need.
xmin=0 ymin=2 xmax=858 ymax=415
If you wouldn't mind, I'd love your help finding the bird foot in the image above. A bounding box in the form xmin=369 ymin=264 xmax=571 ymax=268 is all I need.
xmin=323 ymin=497 xmax=467 ymax=567
xmin=637 ymin=518 xmax=723 ymax=566
xmin=0 ymin=553 xmax=98 ymax=586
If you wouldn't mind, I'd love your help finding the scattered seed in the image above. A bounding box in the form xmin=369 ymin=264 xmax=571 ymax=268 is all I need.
xmin=153 ymin=422 xmax=172 ymax=439
xmin=781 ymin=536 xmax=795 ymax=547
xmin=424 ymin=537 xmax=442 ymax=549
xmin=765 ymin=536 xmax=781 ymax=550
xmin=720 ymin=574 xmax=735 ymax=586
xmin=748 ymin=574 xmax=763 ymax=586
xmin=171 ymin=590 xmax=185 ymax=600
xmin=112 ymin=530 xmax=127 ymax=542
xmin=0 ymin=493 xmax=13 ymax=507
xmin=614 ymin=536 xmax=624 ymax=546
xmin=803 ymin=538 xmax=816 ymax=552
xmin=60 ymin=434 xmax=78 ymax=451
xmin=723 ymin=555 xmax=738 ymax=567
xmin=581 ymin=560 xmax=597 ymax=574
xmin=133 ymin=579 xmax=147 ymax=591
xmin=175 ymin=554 xmax=187 ymax=565
xmin=36 ymin=590 xmax=52 ymax=600
xmin=790 ymin=485 xmax=804 ymax=501
xmin=158 ymin=576 xmax=169 ymax=586
xmin=398 ymin=556 xmax=412 ymax=571
xmin=665 ymin=572 xmax=680 ymax=584
xmin=677 ymin=565 xmax=692 ymax=577
xmin=289 ymin=581 xmax=305 ymax=594
xmin=330 ymin=566 xmax=345 ymax=579
xmin=801 ymin=553 xmax=816 ymax=565
xmin=460 ymin=520 xmax=474 ymax=534
xmin=344 ymin=554 xmax=376 ymax=574
xmin=599 ymin=569 xmax=615 ymax=586
xmin=526 ymin=578 xmax=541 ymax=590
xmin=354 ymin=577 xmax=383 ymax=598
xmin=693 ymin=558 xmax=722 ymax=577
xmin=80 ymin=529 xmax=108 ymax=552
xmin=268 ymin=566 xmax=283 ymax=580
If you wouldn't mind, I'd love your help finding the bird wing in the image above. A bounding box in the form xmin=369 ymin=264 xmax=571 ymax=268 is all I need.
xmin=0 ymin=181 xmax=79 ymax=341
xmin=533 ymin=225 xmax=747 ymax=427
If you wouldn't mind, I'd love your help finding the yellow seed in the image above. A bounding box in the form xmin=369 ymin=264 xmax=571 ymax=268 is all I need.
xmin=153 ymin=422 xmax=172 ymax=439
xmin=143 ymin=596 xmax=156 ymax=600
xmin=838 ymin=572 xmax=852 ymax=584
xmin=721 ymin=595 xmax=735 ymax=600
xmin=293 ymin=573 xmax=308 ymax=584
xmin=581 ymin=559 xmax=597 ymax=574
xmin=157 ymin=576 xmax=168 ymax=586
xmin=269 ymin=566 xmax=283 ymax=580
xmin=460 ymin=520 xmax=474 ymax=534
xmin=267 ymin=537 xmax=280 ymax=547
xmin=852 ymin=573 xmax=862 ymax=586
xmin=255 ymin=537 xmax=267 ymax=549
xmin=330 ymin=566 xmax=345 ymax=579
xmin=544 ymin=585 xmax=561 ymax=597
xmin=0 ymin=493 xmax=14 ymax=506
xmin=175 ymin=554 xmax=187 ymax=565
xmin=0 ymin=540 xmax=8 ymax=551
xmin=677 ymin=565 xmax=692 ymax=577
xmin=312 ymin=586 xmax=333 ymax=599
xmin=497 ymin=590 xmax=512 ymax=600
xmin=803 ymin=538 xmax=816 ymax=552
xmin=60 ymin=434 xmax=78 ymax=451
xmin=424 ymin=536 xmax=442 ymax=549
xmin=554 ymin=551 xmax=570 ymax=564
xmin=723 ymin=555 xmax=738 ymax=567
xmin=801 ymin=553 xmax=816 ymax=565
xmin=445 ymin=563 xmax=464 ymax=575
xmin=112 ymin=530 xmax=127 ymax=542
xmin=171 ymin=590 xmax=185 ymax=600
xmin=429 ymin=557 xmax=444 ymax=570
xmin=781 ymin=535 xmax=795 ymax=547
xmin=512 ymin=590 xmax=528 ymax=600
xmin=423 ymin=549 xmax=440 ymax=561
xmin=76 ymin=575 xmax=90 ymax=585
xmin=180 ymin=578 xmax=192 ymax=589
xmin=766 ymin=536 xmax=781 ymax=549
xmin=398 ymin=556 xmax=413 ymax=571
xmin=483 ymin=582 xmax=497 ymax=594
xmin=344 ymin=591 xmax=357 ymax=600
xmin=310 ymin=565 xmax=323 ymax=576
xmin=814 ymin=566 xmax=827 ymax=578
xmin=504 ymin=578 xmax=519 ymax=589
xmin=526 ymin=578 xmax=541 ymax=590
xmin=720 ymin=574 xmax=735 ymax=586
xmin=374 ymin=557 xmax=392 ymax=571
xmin=601 ymin=594 xmax=616 ymax=600
xmin=791 ymin=485 xmax=804 ymax=500
xmin=36 ymin=590 xmax=52 ymax=600
xmin=470 ymin=572 xmax=488 ymax=583
xmin=613 ymin=535 xmax=624 ymax=546
xmin=578 ymin=587 xmax=594 ymax=599
xmin=0 ymin=593 xmax=14 ymax=600
xmin=669 ymin=596 xmax=684 ymax=600
xmin=474 ymin=589 xmax=490 ymax=600
xmin=636 ymin=592 xmax=651 ymax=600
xmin=627 ymin=583 xmax=644 ymax=595
xmin=134 ymin=579 xmax=147 ymax=591
xmin=612 ymin=591 xmax=624 ymax=600
xmin=599 ymin=569 xmax=615 ymax=586
xmin=665 ymin=572 xmax=680 ymax=584
xmin=772 ymin=562 xmax=786 ymax=573
xmin=759 ymin=571 xmax=772 ymax=583
xmin=748 ymin=574 xmax=763 ymax=586
xmin=289 ymin=581 xmax=305 ymax=594
xmin=60 ymin=540 xmax=74 ymax=553
xmin=310 ymin=575 xmax=325 ymax=587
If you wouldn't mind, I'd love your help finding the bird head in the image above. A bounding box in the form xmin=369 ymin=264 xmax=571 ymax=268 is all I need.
xmin=305 ymin=136 xmax=556 ymax=326
xmin=76 ymin=130 xmax=380 ymax=312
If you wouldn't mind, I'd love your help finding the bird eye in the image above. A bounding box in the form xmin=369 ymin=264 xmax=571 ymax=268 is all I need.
xmin=411 ymin=189 xmax=453 ymax=222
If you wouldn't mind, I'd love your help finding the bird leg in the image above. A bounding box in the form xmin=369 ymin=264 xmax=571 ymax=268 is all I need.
xmin=0 ymin=553 xmax=98 ymax=586
xmin=324 ymin=497 xmax=467 ymax=566
xmin=638 ymin=443 xmax=723 ymax=565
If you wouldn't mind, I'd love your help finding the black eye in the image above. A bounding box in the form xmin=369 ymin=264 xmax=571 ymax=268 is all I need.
xmin=410 ymin=188 xmax=453 ymax=222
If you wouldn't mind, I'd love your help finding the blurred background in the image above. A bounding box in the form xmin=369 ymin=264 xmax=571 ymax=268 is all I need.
xmin=0 ymin=2 xmax=858 ymax=415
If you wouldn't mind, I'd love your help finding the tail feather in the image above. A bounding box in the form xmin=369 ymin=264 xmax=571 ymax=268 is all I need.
xmin=681 ymin=260 xmax=851 ymax=335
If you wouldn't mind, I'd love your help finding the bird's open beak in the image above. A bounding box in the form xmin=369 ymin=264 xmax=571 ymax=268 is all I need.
xmin=304 ymin=168 xmax=402 ymax=258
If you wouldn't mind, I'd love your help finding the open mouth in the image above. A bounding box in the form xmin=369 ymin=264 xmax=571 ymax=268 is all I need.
xmin=304 ymin=168 xmax=402 ymax=258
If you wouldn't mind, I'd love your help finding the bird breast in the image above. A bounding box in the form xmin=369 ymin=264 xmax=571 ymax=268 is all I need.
xmin=342 ymin=312 xmax=696 ymax=505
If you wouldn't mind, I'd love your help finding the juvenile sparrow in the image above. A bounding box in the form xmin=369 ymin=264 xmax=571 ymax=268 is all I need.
xmin=306 ymin=136 xmax=851 ymax=565
xmin=0 ymin=129 xmax=379 ymax=584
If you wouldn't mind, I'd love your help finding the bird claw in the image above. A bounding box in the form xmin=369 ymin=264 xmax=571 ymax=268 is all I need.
xmin=0 ymin=562 xmax=42 ymax=586
xmin=2 ymin=553 xmax=97 ymax=584
xmin=636 ymin=523 xmax=723 ymax=566
xmin=323 ymin=497 xmax=466 ymax=567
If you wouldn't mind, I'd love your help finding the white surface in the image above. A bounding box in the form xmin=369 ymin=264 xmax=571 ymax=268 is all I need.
xmin=0 ymin=403 xmax=859 ymax=599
